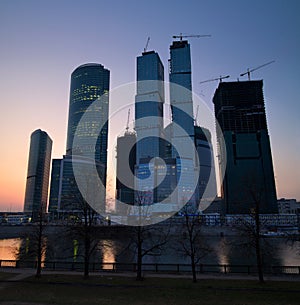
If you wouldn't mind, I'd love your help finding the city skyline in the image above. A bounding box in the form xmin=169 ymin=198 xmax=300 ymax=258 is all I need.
xmin=1 ymin=0 xmax=299 ymax=211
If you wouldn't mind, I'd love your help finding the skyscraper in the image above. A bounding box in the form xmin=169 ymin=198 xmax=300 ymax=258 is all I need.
xmin=24 ymin=129 xmax=52 ymax=221
xmin=168 ymin=40 xmax=197 ymax=211
xmin=66 ymin=63 xmax=109 ymax=166
xmin=135 ymin=51 xmax=165 ymax=162
xmin=169 ymin=40 xmax=194 ymax=143
xmin=49 ymin=63 xmax=110 ymax=215
xmin=115 ymin=131 xmax=136 ymax=214
xmin=134 ymin=51 xmax=165 ymax=204
xmin=213 ymin=80 xmax=278 ymax=214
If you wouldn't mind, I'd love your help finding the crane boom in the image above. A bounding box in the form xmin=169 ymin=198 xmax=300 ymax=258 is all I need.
xmin=173 ymin=33 xmax=211 ymax=41
xmin=199 ymin=75 xmax=230 ymax=84
xmin=240 ymin=60 xmax=275 ymax=80
xmin=143 ymin=37 xmax=150 ymax=53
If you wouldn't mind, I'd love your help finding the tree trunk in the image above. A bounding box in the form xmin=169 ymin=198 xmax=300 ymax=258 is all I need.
xmin=136 ymin=227 xmax=143 ymax=281
xmin=84 ymin=235 xmax=90 ymax=278
xmin=191 ymin=254 xmax=197 ymax=283
xmin=36 ymin=217 xmax=43 ymax=278
xmin=254 ymin=207 xmax=264 ymax=283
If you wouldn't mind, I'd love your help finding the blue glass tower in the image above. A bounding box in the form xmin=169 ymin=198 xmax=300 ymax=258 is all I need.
xmin=135 ymin=51 xmax=165 ymax=162
xmin=134 ymin=51 xmax=165 ymax=205
xmin=24 ymin=129 xmax=52 ymax=221
xmin=168 ymin=40 xmax=197 ymax=211
xmin=169 ymin=40 xmax=194 ymax=141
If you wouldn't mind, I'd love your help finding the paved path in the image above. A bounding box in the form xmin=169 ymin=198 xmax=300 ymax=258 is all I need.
xmin=1 ymin=267 xmax=300 ymax=282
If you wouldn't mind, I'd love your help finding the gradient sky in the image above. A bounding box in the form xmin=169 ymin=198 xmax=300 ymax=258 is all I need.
xmin=0 ymin=0 xmax=299 ymax=211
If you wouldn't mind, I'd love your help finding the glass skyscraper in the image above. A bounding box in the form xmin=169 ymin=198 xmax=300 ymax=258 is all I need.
xmin=66 ymin=63 xmax=109 ymax=165
xmin=49 ymin=63 xmax=110 ymax=215
xmin=168 ymin=40 xmax=198 ymax=211
xmin=135 ymin=51 xmax=165 ymax=162
xmin=213 ymin=80 xmax=278 ymax=214
xmin=169 ymin=40 xmax=194 ymax=141
xmin=24 ymin=129 xmax=52 ymax=221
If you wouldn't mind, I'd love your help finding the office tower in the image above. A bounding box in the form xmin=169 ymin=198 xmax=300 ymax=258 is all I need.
xmin=24 ymin=129 xmax=52 ymax=221
xmin=134 ymin=51 xmax=165 ymax=204
xmin=66 ymin=63 xmax=109 ymax=166
xmin=49 ymin=63 xmax=110 ymax=215
xmin=213 ymin=80 xmax=278 ymax=214
xmin=135 ymin=51 xmax=165 ymax=162
xmin=168 ymin=40 xmax=197 ymax=211
xmin=48 ymin=158 xmax=61 ymax=217
xmin=115 ymin=131 xmax=136 ymax=214
xmin=169 ymin=40 xmax=194 ymax=144
xmin=194 ymin=126 xmax=217 ymax=204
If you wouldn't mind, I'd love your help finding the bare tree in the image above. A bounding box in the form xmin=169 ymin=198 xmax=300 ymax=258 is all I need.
xmin=175 ymin=206 xmax=211 ymax=283
xmin=18 ymin=203 xmax=47 ymax=278
xmin=232 ymin=177 xmax=273 ymax=284
xmin=64 ymin=176 xmax=104 ymax=278
xmin=127 ymin=192 xmax=170 ymax=281
xmin=70 ymin=200 xmax=100 ymax=278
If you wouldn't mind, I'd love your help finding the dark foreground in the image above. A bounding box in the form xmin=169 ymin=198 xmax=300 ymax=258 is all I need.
xmin=1 ymin=271 xmax=300 ymax=305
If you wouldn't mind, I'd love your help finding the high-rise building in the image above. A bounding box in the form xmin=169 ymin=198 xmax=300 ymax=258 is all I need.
xmin=115 ymin=131 xmax=136 ymax=214
xmin=24 ymin=129 xmax=52 ymax=221
xmin=169 ymin=40 xmax=194 ymax=143
xmin=135 ymin=51 xmax=165 ymax=162
xmin=134 ymin=51 xmax=165 ymax=204
xmin=213 ymin=80 xmax=278 ymax=214
xmin=66 ymin=63 xmax=109 ymax=165
xmin=167 ymin=40 xmax=198 ymax=212
xmin=194 ymin=126 xmax=217 ymax=205
xmin=49 ymin=63 xmax=110 ymax=215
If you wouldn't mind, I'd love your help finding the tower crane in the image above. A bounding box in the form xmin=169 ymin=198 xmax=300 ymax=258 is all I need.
xmin=125 ymin=109 xmax=130 ymax=134
xmin=240 ymin=60 xmax=275 ymax=81
xmin=143 ymin=37 xmax=150 ymax=53
xmin=172 ymin=33 xmax=211 ymax=41
xmin=199 ymin=75 xmax=230 ymax=85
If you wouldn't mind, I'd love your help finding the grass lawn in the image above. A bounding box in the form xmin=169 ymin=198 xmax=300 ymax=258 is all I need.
xmin=0 ymin=271 xmax=19 ymax=281
xmin=0 ymin=274 xmax=300 ymax=305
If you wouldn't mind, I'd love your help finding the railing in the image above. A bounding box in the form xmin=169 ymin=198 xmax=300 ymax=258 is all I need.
xmin=1 ymin=260 xmax=300 ymax=276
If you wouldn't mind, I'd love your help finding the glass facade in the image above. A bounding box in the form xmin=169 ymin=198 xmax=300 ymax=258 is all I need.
xmin=115 ymin=132 xmax=136 ymax=214
xmin=66 ymin=63 xmax=109 ymax=165
xmin=24 ymin=129 xmax=52 ymax=220
xmin=169 ymin=40 xmax=194 ymax=140
xmin=213 ymin=80 xmax=278 ymax=214
xmin=49 ymin=63 xmax=110 ymax=215
xmin=135 ymin=51 xmax=165 ymax=162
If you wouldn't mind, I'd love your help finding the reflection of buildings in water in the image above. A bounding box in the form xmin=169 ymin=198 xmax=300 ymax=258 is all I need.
xmin=0 ymin=238 xmax=21 ymax=262
xmin=98 ymin=239 xmax=116 ymax=270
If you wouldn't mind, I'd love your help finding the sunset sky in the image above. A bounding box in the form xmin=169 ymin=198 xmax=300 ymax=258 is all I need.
xmin=0 ymin=0 xmax=299 ymax=211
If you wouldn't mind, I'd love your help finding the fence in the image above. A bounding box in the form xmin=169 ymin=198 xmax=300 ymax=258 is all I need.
xmin=1 ymin=260 xmax=300 ymax=276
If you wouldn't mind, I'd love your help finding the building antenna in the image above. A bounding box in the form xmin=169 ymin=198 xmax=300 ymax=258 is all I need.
xmin=143 ymin=37 xmax=150 ymax=53
xmin=240 ymin=60 xmax=275 ymax=81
